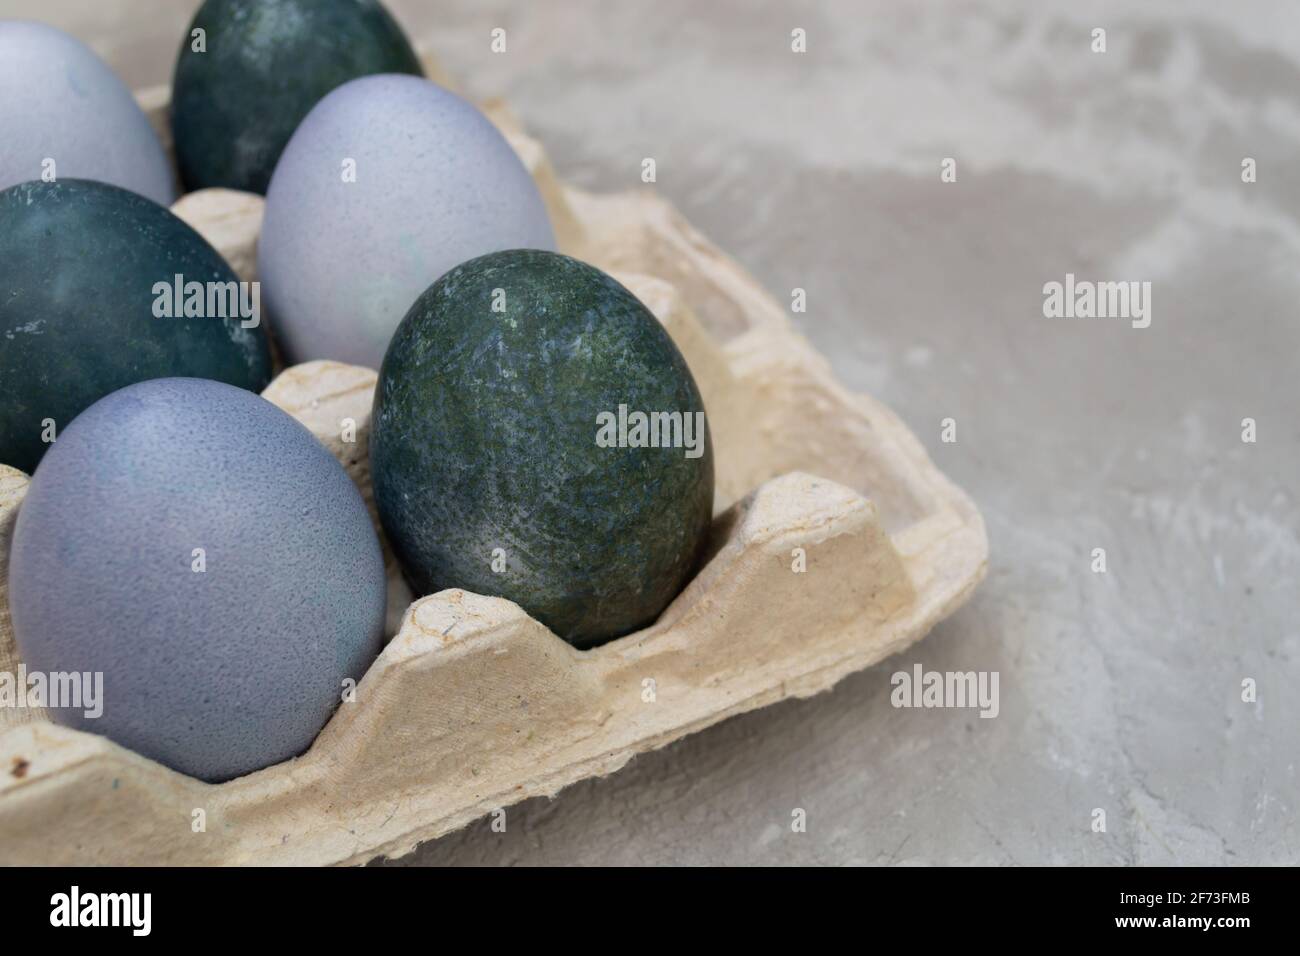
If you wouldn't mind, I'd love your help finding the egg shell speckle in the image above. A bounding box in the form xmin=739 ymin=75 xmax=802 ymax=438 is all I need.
xmin=259 ymin=74 xmax=557 ymax=371
xmin=0 ymin=20 xmax=175 ymax=205
xmin=7 ymin=378 xmax=386 ymax=783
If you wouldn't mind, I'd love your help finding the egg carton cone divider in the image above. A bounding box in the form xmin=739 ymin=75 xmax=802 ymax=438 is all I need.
xmin=0 ymin=53 xmax=987 ymax=865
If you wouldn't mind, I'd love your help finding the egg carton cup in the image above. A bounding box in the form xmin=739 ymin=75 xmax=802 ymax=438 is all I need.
xmin=0 ymin=53 xmax=987 ymax=865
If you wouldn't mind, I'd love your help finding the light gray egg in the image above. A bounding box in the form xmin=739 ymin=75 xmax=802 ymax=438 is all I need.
xmin=258 ymin=74 xmax=556 ymax=370
xmin=7 ymin=378 xmax=386 ymax=783
xmin=0 ymin=20 xmax=175 ymax=205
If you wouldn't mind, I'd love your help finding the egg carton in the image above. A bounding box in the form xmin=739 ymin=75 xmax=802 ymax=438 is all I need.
xmin=0 ymin=53 xmax=987 ymax=865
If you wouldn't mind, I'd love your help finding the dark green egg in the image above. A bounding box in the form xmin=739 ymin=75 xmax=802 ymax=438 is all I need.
xmin=171 ymin=0 xmax=423 ymax=194
xmin=371 ymin=250 xmax=715 ymax=649
xmin=0 ymin=179 xmax=273 ymax=474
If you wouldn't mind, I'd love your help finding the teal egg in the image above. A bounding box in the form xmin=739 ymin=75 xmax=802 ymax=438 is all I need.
xmin=171 ymin=0 xmax=423 ymax=194
xmin=371 ymin=250 xmax=715 ymax=649
xmin=0 ymin=179 xmax=272 ymax=474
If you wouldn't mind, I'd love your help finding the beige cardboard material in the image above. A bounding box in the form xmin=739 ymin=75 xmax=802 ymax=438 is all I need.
xmin=0 ymin=53 xmax=987 ymax=865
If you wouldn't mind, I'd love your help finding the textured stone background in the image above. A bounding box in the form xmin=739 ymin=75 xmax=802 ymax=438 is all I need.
xmin=9 ymin=0 xmax=1297 ymax=865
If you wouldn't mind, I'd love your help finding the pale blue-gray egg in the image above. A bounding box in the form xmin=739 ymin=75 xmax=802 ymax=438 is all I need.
xmin=258 ymin=74 xmax=556 ymax=370
xmin=7 ymin=378 xmax=386 ymax=783
xmin=0 ymin=20 xmax=175 ymax=205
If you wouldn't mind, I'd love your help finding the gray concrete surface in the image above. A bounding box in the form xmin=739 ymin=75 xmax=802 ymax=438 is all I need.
xmin=9 ymin=0 xmax=1297 ymax=865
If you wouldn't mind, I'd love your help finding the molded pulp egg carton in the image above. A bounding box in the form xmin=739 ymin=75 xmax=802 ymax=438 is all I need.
xmin=0 ymin=52 xmax=987 ymax=866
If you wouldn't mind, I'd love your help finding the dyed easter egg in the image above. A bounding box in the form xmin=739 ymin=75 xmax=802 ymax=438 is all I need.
xmin=7 ymin=378 xmax=386 ymax=783
xmin=171 ymin=0 xmax=423 ymax=194
xmin=0 ymin=179 xmax=272 ymax=475
xmin=371 ymin=250 xmax=713 ymax=649
xmin=0 ymin=20 xmax=174 ymax=204
xmin=259 ymin=74 xmax=555 ymax=371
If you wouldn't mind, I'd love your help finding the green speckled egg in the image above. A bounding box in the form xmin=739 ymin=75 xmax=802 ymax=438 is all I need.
xmin=171 ymin=0 xmax=423 ymax=194
xmin=371 ymin=250 xmax=715 ymax=649
xmin=0 ymin=179 xmax=272 ymax=474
